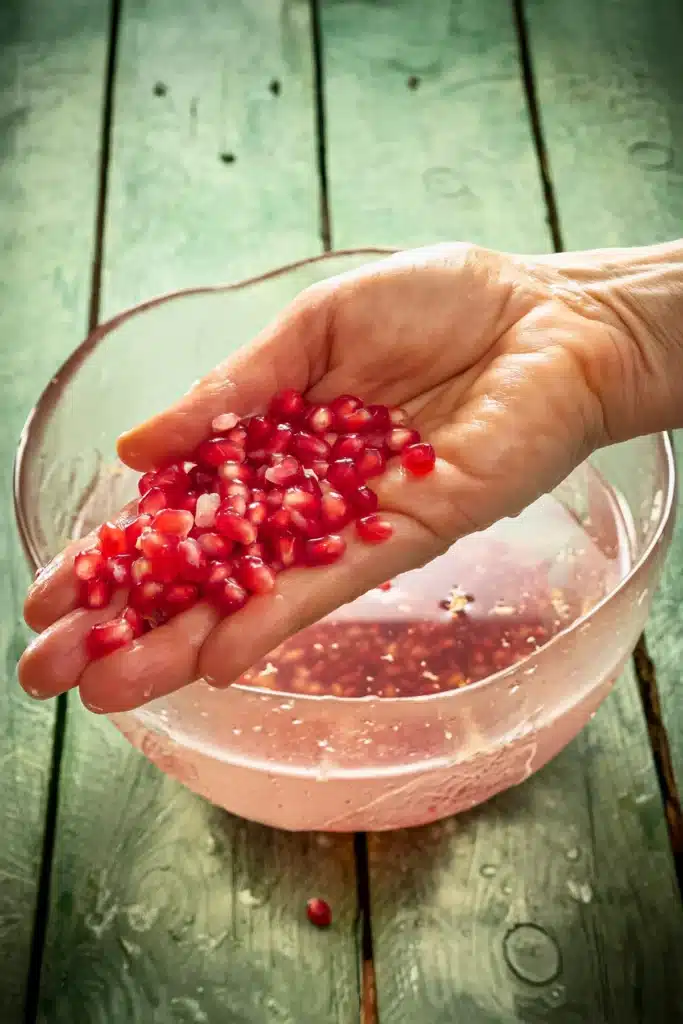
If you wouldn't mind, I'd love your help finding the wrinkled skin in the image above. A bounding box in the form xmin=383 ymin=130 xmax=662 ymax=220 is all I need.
xmin=18 ymin=242 xmax=681 ymax=712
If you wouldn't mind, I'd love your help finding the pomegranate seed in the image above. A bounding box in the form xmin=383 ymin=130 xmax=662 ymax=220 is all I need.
xmin=251 ymin=487 xmax=267 ymax=503
xmin=152 ymin=508 xmax=194 ymax=538
xmin=367 ymin=404 xmax=391 ymax=431
xmin=129 ymin=580 xmax=165 ymax=615
xmin=187 ymin=466 xmax=217 ymax=492
xmin=164 ymin=583 xmax=200 ymax=616
xmin=138 ymin=472 xmax=156 ymax=496
xmin=233 ymin=555 xmax=277 ymax=594
xmin=268 ymin=388 xmax=306 ymax=424
xmin=268 ymin=422 xmax=294 ymax=455
xmin=211 ymin=412 xmax=239 ymax=433
xmin=227 ymin=425 xmax=248 ymax=447
xmin=98 ymin=522 xmax=127 ymax=557
xmin=106 ymin=554 xmax=134 ymax=587
xmin=215 ymin=508 xmax=257 ymax=545
xmin=336 ymin=406 xmax=373 ymax=433
xmin=179 ymin=491 xmax=199 ymax=515
xmin=86 ymin=618 xmax=134 ymax=660
xmin=197 ymin=533 xmax=233 ymax=560
xmin=264 ymin=456 xmax=302 ymax=487
xmin=282 ymin=486 xmax=320 ymax=516
xmin=131 ymin=557 xmax=154 ymax=584
xmin=271 ymin=531 xmax=302 ymax=568
xmin=306 ymin=898 xmax=332 ymax=928
xmin=289 ymin=510 xmax=324 ymax=538
xmin=124 ymin=515 xmax=152 ymax=553
xmin=332 ymin=434 xmax=365 ymax=460
xmin=195 ymin=492 xmax=220 ymax=529
xmin=244 ymin=541 xmax=268 ymax=561
xmin=356 ymin=447 xmax=386 ymax=480
xmin=330 ymin=394 xmax=362 ymax=426
xmin=247 ymin=500 xmax=268 ymax=526
xmin=205 ymin=561 xmax=235 ymax=586
xmin=177 ymin=538 xmax=210 ymax=581
xmin=320 ymin=491 xmax=351 ymax=530
xmin=402 ymin=442 xmax=436 ymax=476
xmin=149 ymin=548 xmax=181 ymax=583
xmin=377 ymin=580 xmax=393 ymax=591
xmin=220 ymin=480 xmax=251 ymax=504
xmin=386 ymin=427 xmax=420 ymax=453
xmin=266 ymin=487 xmax=284 ymax=509
xmin=262 ymin=508 xmax=293 ymax=537
xmin=389 ymin=406 xmax=408 ymax=426
xmin=292 ymin=431 xmax=331 ymax=463
xmin=139 ymin=530 xmax=177 ymax=561
xmin=348 ymin=486 xmax=378 ymax=517
xmin=122 ymin=606 xmax=145 ymax=638
xmin=327 ymin=459 xmax=363 ymax=494
xmin=305 ymin=404 xmax=333 ymax=434
xmin=205 ymin=576 xmax=248 ymax=615
xmin=218 ymin=460 xmax=252 ymax=483
xmin=222 ymin=493 xmax=248 ymax=519
xmin=300 ymin=472 xmax=323 ymax=499
xmin=356 ymin=514 xmax=393 ymax=544
xmin=79 ymin=578 xmax=112 ymax=609
xmin=246 ymin=415 xmax=275 ymax=447
xmin=311 ymin=459 xmax=329 ymax=480
xmin=196 ymin=437 xmax=246 ymax=467
xmin=304 ymin=535 xmax=346 ymax=566
xmin=139 ymin=487 xmax=169 ymax=516
xmin=74 ymin=548 xmax=105 ymax=581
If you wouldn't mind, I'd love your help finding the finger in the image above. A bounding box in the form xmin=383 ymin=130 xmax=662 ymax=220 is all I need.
xmin=116 ymin=287 xmax=332 ymax=471
xmin=198 ymin=514 xmax=443 ymax=688
xmin=18 ymin=592 xmax=127 ymax=700
xmin=78 ymin=602 xmax=219 ymax=714
xmin=24 ymin=501 xmax=139 ymax=633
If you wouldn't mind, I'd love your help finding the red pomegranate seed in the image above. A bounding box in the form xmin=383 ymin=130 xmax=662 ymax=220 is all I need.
xmin=266 ymin=487 xmax=284 ymax=509
xmin=187 ymin=466 xmax=217 ymax=492
xmin=179 ymin=491 xmax=199 ymax=515
xmin=367 ymin=404 xmax=391 ymax=431
xmin=122 ymin=606 xmax=145 ymax=638
xmin=138 ymin=471 xmax=156 ymax=496
xmin=247 ymin=500 xmax=268 ymax=526
xmin=305 ymin=404 xmax=333 ymax=434
xmin=124 ymin=514 xmax=152 ymax=553
xmin=197 ymin=533 xmax=233 ymax=560
xmin=327 ymin=459 xmax=363 ymax=494
xmin=149 ymin=548 xmax=181 ymax=584
xmin=220 ymin=480 xmax=251 ymax=505
xmin=271 ymin=531 xmax=302 ymax=567
xmin=164 ymin=583 xmax=200 ymax=616
xmin=304 ymin=535 xmax=346 ymax=566
xmin=244 ymin=541 xmax=268 ymax=561
xmin=129 ymin=580 xmax=166 ymax=615
xmin=264 ymin=456 xmax=302 ymax=487
xmin=152 ymin=508 xmax=194 ymax=538
xmin=215 ymin=508 xmax=257 ymax=545
xmin=292 ymin=431 xmax=331 ymax=463
xmin=289 ymin=510 xmax=323 ymax=538
xmin=268 ymin=422 xmax=294 ymax=455
xmin=401 ymin=442 xmax=436 ymax=476
xmin=205 ymin=576 xmax=248 ymax=615
xmin=356 ymin=447 xmax=386 ymax=480
xmin=139 ymin=530 xmax=177 ymax=561
xmin=98 ymin=522 xmax=127 ymax=557
xmin=268 ymin=388 xmax=306 ymax=424
xmin=205 ymin=561 xmax=235 ymax=586
xmin=86 ymin=618 xmax=134 ymax=660
xmin=356 ymin=514 xmax=393 ymax=544
xmin=336 ymin=406 xmax=373 ymax=433
xmin=74 ymin=548 xmax=105 ymax=581
xmin=195 ymin=493 xmax=220 ymax=529
xmin=348 ymin=486 xmax=378 ymax=517
xmin=246 ymin=415 xmax=275 ymax=448
xmin=106 ymin=554 xmax=134 ymax=587
xmin=282 ymin=486 xmax=321 ymax=516
xmin=233 ymin=555 xmax=277 ymax=594
xmin=131 ymin=557 xmax=154 ymax=584
xmin=251 ymin=487 xmax=267 ymax=503
xmin=377 ymin=580 xmax=393 ymax=591
xmin=226 ymin=425 xmax=248 ymax=447
xmin=310 ymin=459 xmax=329 ymax=480
xmin=139 ymin=487 xmax=169 ymax=516
xmin=218 ymin=460 xmax=252 ymax=484
xmin=196 ymin=437 xmax=246 ymax=467
xmin=306 ymin=898 xmax=332 ymax=928
xmin=386 ymin=427 xmax=420 ymax=453
xmin=332 ymin=434 xmax=365 ymax=460
xmin=389 ymin=406 xmax=408 ymax=426
xmin=330 ymin=394 xmax=361 ymax=427
xmin=79 ymin=578 xmax=112 ymax=609
xmin=320 ymin=490 xmax=351 ymax=531
xmin=211 ymin=412 xmax=239 ymax=433
xmin=177 ymin=538 xmax=210 ymax=582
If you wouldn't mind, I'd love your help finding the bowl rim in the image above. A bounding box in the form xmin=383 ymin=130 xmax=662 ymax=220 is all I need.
xmin=13 ymin=248 xmax=677 ymax=710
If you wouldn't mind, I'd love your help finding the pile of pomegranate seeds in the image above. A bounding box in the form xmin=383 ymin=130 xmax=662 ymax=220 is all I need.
xmin=306 ymin=897 xmax=332 ymax=928
xmin=75 ymin=390 xmax=436 ymax=660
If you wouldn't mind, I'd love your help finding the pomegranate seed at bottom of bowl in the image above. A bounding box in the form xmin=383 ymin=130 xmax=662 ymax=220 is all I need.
xmin=355 ymin=514 xmax=394 ymax=544
xmin=306 ymin=898 xmax=332 ymax=928
xmin=86 ymin=618 xmax=135 ymax=660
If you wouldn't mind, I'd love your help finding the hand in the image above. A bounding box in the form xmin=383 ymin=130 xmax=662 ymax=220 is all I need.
xmin=18 ymin=242 xmax=677 ymax=712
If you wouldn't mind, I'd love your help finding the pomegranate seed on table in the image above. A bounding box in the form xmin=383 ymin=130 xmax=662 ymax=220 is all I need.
xmin=356 ymin=514 xmax=394 ymax=544
xmin=402 ymin=441 xmax=436 ymax=476
xmin=75 ymin=389 xmax=435 ymax=661
xmin=306 ymin=897 xmax=332 ymax=928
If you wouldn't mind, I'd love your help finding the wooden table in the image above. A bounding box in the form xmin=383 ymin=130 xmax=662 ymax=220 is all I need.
xmin=2 ymin=1 xmax=683 ymax=1020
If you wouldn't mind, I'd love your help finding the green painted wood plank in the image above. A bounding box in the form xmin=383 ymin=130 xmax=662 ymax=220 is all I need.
xmin=0 ymin=1 xmax=109 ymax=1018
xmin=317 ymin=0 xmax=683 ymax=1019
xmin=523 ymin=0 xmax=683 ymax=818
xmin=37 ymin=2 xmax=360 ymax=1021
xmin=320 ymin=0 xmax=549 ymax=251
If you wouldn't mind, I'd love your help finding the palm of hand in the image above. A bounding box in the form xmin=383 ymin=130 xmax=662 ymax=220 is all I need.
xmin=19 ymin=244 xmax=620 ymax=712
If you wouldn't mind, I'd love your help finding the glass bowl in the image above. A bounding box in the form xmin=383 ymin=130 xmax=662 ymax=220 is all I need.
xmin=14 ymin=251 xmax=676 ymax=832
